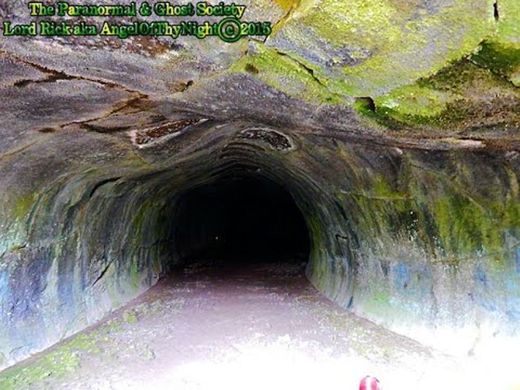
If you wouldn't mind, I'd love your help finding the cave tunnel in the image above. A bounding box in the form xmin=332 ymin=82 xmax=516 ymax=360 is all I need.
xmin=173 ymin=174 xmax=310 ymax=265
xmin=1 ymin=127 xmax=519 ymax=389
xmin=1 ymin=0 xmax=520 ymax=387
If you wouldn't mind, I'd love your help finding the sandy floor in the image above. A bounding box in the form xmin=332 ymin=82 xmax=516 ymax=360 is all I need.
xmin=0 ymin=259 xmax=517 ymax=390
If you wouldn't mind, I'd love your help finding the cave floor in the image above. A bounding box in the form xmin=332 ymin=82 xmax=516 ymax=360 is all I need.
xmin=0 ymin=260 xmax=496 ymax=390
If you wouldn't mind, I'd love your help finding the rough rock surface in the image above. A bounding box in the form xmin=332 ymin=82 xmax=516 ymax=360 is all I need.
xmin=0 ymin=0 xmax=519 ymax=371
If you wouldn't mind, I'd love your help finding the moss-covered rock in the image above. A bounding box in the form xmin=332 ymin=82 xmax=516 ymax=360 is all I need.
xmin=265 ymin=0 xmax=494 ymax=96
xmin=361 ymin=43 xmax=520 ymax=131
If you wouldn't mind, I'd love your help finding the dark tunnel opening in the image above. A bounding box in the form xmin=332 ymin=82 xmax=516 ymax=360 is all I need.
xmin=173 ymin=174 xmax=311 ymax=265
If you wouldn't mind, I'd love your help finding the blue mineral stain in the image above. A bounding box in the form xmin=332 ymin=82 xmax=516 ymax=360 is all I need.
xmin=0 ymin=271 xmax=7 ymax=320
xmin=505 ymin=278 xmax=519 ymax=293
xmin=478 ymin=299 xmax=498 ymax=312
xmin=474 ymin=264 xmax=499 ymax=312
xmin=474 ymin=264 xmax=488 ymax=286
xmin=393 ymin=263 xmax=410 ymax=289
xmin=516 ymin=247 xmax=520 ymax=274
xmin=506 ymin=293 xmax=520 ymax=314
xmin=506 ymin=308 xmax=520 ymax=322
xmin=0 ymin=271 xmax=7 ymax=297
xmin=504 ymin=275 xmax=520 ymax=318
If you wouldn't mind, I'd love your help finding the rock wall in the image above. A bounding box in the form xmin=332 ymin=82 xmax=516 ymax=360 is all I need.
xmin=0 ymin=0 xmax=519 ymax=370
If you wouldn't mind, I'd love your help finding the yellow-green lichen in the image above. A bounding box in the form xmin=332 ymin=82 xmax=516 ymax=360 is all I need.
xmin=130 ymin=259 xmax=140 ymax=289
xmin=272 ymin=0 xmax=300 ymax=12
xmin=360 ymin=44 xmax=520 ymax=130
xmin=341 ymin=167 xmax=519 ymax=264
xmin=0 ymin=334 xmax=99 ymax=390
xmin=231 ymin=0 xmax=517 ymax=117
xmin=376 ymin=84 xmax=457 ymax=119
xmin=122 ymin=309 xmax=139 ymax=324
xmin=13 ymin=194 xmax=36 ymax=220
xmin=231 ymin=43 xmax=344 ymax=104
xmin=429 ymin=187 xmax=519 ymax=261
xmin=495 ymin=0 xmax=520 ymax=46
xmin=471 ymin=40 xmax=520 ymax=85
xmin=361 ymin=290 xmax=393 ymax=317
xmin=0 ymin=293 xmax=174 ymax=388
xmin=300 ymin=0 xmax=400 ymax=50
xmin=281 ymin=0 xmax=494 ymax=96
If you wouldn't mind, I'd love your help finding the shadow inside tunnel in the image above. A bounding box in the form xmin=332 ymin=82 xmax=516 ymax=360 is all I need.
xmin=172 ymin=174 xmax=311 ymax=269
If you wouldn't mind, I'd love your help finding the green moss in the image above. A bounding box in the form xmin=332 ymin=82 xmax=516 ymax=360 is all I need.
xmin=229 ymin=1 xmax=513 ymax=112
xmin=231 ymin=0 xmax=515 ymax=110
xmin=230 ymin=43 xmax=344 ymax=104
xmin=341 ymin=166 xmax=519 ymax=264
xmin=372 ymin=176 xmax=403 ymax=199
xmin=419 ymin=59 xmax=478 ymax=91
xmin=304 ymin=211 xmax=333 ymax=289
xmin=362 ymin=290 xmax=393 ymax=318
xmin=0 ymin=289 xmax=170 ymax=388
xmin=13 ymin=194 xmax=36 ymax=220
xmin=122 ymin=309 xmax=138 ymax=324
xmin=272 ymin=0 xmax=299 ymax=12
xmin=376 ymin=84 xmax=455 ymax=118
xmin=101 ymin=319 xmax=123 ymax=334
xmin=127 ymin=199 xmax=164 ymax=290
xmin=431 ymin=192 xmax=520 ymax=261
xmin=8 ymin=243 xmax=27 ymax=252
xmin=361 ymin=44 xmax=520 ymax=129
xmin=130 ymin=260 xmax=139 ymax=289
xmin=300 ymin=0 xmax=492 ymax=96
xmin=131 ymin=202 xmax=149 ymax=233
xmin=353 ymin=97 xmax=375 ymax=113
xmin=371 ymin=60 xmax=479 ymax=126
xmin=0 ymin=334 xmax=98 ymax=389
xmin=495 ymin=0 xmax=520 ymax=46
xmin=354 ymin=101 xmax=409 ymax=130
xmin=300 ymin=0 xmax=400 ymax=50
xmin=471 ymin=40 xmax=520 ymax=81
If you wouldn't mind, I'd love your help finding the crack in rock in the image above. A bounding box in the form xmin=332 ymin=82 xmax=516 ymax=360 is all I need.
xmin=60 ymin=96 xmax=146 ymax=130
xmin=0 ymin=49 xmax=149 ymax=98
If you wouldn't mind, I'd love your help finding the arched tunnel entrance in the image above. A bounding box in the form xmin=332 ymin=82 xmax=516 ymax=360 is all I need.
xmin=173 ymin=175 xmax=310 ymax=265
xmin=0 ymin=146 xmax=517 ymax=390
